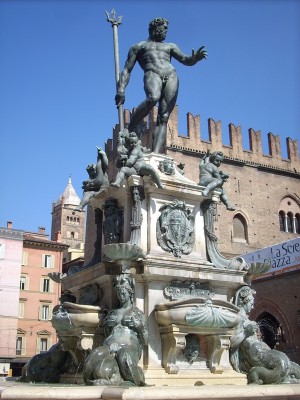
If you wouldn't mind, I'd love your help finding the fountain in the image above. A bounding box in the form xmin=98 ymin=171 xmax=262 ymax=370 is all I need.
xmin=2 ymin=11 xmax=300 ymax=400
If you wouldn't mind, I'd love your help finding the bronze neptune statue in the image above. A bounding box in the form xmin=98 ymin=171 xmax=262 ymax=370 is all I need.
xmin=115 ymin=17 xmax=207 ymax=153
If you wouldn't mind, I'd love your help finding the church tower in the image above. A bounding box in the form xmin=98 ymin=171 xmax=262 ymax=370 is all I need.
xmin=51 ymin=177 xmax=85 ymax=253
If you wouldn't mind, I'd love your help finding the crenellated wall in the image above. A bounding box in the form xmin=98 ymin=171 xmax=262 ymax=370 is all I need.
xmin=165 ymin=106 xmax=299 ymax=172
xmin=105 ymin=106 xmax=299 ymax=174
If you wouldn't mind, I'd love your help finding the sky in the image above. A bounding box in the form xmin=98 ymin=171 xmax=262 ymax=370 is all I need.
xmin=0 ymin=0 xmax=299 ymax=235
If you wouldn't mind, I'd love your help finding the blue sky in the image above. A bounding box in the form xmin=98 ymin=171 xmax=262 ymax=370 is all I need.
xmin=0 ymin=0 xmax=299 ymax=234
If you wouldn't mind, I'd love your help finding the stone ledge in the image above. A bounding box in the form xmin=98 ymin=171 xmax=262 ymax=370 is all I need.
xmin=1 ymin=384 xmax=300 ymax=400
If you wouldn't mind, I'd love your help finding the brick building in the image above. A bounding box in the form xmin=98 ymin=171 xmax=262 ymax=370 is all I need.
xmin=0 ymin=222 xmax=68 ymax=377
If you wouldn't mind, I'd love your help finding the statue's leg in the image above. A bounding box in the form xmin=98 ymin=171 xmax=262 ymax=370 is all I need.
xmin=220 ymin=191 xmax=236 ymax=211
xmin=128 ymin=71 xmax=162 ymax=132
xmin=116 ymin=347 xmax=145 ymax=386
xmin=202 ymin=179 xmax=222 ymax=196
xmin=111 ymin=167 xmax=136 ymax=187
xmin=111 ymin=168 xmax=127 ymax=187
xmin=153 ymin=73 xmax=178 ymax=153
xmin=139 ymin=165 xmax=164 ymax=189
xmin=128 ymin=99 xmax=156 ymax=132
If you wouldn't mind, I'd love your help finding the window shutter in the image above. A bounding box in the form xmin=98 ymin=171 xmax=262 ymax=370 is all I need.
xmin=22 ymin=251 xmax=28 ymax=265
xmin=0 ymin=243 xmax=6 ymax=259
xmin=49 ymin=305 xmax=53 ymax=320
xmin=21 ymin=337 xmax=26 ymax=355
xmin=49 ymin=279 xmax=54 ymax=293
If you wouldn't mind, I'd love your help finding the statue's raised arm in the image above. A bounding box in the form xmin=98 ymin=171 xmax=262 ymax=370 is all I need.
xmin=115 ymin=17 xmax=207 ymax=154
xmin=171 ymin=44 xmax=207 ymax=66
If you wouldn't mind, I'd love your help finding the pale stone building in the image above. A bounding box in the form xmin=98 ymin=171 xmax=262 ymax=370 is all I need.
xmin=0 ymin=223 xmax=23 ymax=377
xmin=0 ymin=222 xmax=68 ymax=377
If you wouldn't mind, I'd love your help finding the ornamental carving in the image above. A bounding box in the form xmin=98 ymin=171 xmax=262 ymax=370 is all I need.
xmin=156 ymin=200 xmax=195 ymax=257
xmin=164 ymin=280 xmax=214 ymax=301
xmin=158 ymin=159 xmax=175 ymax=175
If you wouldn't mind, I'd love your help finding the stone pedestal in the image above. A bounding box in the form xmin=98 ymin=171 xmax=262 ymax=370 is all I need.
xmin=60 ymin=154 xmax=248 ymax=386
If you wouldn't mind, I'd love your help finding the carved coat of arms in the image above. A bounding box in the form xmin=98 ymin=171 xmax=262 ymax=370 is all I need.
xmin=156 ymin=200 xmax=195 ymax=257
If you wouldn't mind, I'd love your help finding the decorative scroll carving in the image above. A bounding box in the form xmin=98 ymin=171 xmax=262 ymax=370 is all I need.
xmin=164 ymin=280 xmax=214 ymax=301
xmin=201 ymin=200 xmax=248 ymax=271
xmin=160 ymin=328 xmax=186 ymax=374
xmin=206 ymin=335 xmax=231 ymax=373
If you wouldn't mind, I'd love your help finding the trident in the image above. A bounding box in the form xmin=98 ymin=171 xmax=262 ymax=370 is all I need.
xmin=105 ymin=9 xmax=124 ymax=131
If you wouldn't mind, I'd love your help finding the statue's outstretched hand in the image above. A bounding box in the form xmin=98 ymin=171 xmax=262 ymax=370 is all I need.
xmin=115 ymin=92 xmax=125 ymax=107
xmin=192 ymin=46 xmax=207 ymax=61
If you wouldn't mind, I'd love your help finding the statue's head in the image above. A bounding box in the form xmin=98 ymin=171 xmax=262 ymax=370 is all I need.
xmin=209 ymin=151 xmax=224 ymax=167
xmin=125 ymin=131 xmax=139 ymax=148
xmin=234 ymin=285 xmax=256 ymax=314
xmin=148 ymin=17 xmax=168 ymax=42
xmin=113 ymin=274 xmax=135 ymax=305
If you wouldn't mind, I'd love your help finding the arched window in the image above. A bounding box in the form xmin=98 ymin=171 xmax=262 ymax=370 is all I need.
xmin=71 ymin=231 xmax=75 ymax=239
xmin=295 ymin=213 xmax=300 ymax=234
xmin=278 ymin=197 xmax=300 ymax=233
xmin=279 ymin=211 xmax=285 ymax=232
xmin=287 ymin=212 xmax=293 ymax=233
xmin=233 ymin=214 xmax=247 ymax=243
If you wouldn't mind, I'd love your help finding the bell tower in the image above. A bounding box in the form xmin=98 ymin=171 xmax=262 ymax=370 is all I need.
xmin=51 ymin=177 xmax=85 ymax=251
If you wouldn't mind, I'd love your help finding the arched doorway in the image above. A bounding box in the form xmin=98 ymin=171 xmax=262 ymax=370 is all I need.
xmin=256 ymin=312 xmax=286 ymax=350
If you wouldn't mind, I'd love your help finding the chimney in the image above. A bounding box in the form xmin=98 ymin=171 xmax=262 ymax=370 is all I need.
xmin=7 ymin=221 xmax=13 ymax=229
xmin=38 ymin=226 xmax=46 ymax=234
xmin=55 ymin=231 xmax=62 ymax=242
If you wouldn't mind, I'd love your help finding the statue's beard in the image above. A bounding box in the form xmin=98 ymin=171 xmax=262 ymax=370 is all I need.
xmin=152 ymin=30 xmax=166 ymax=42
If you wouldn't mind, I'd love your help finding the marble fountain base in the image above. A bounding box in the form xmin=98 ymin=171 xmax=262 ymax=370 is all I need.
xmin=1 ymin=382 xmax=300 ymax=400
